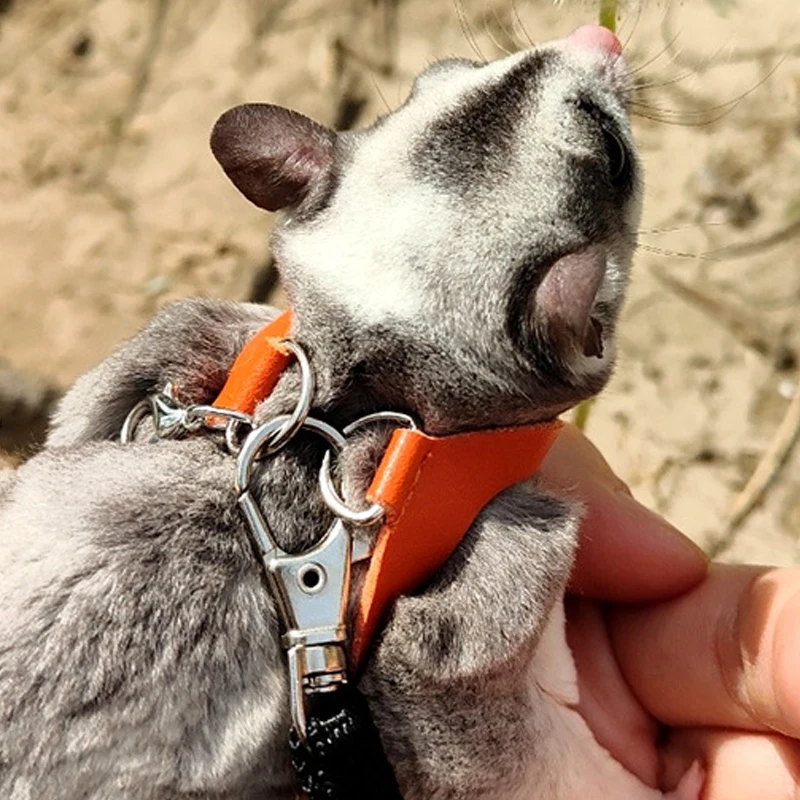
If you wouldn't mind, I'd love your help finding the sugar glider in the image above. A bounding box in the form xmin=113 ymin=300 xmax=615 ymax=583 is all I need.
xmin=0 ymin=24 xmax=702 ymax=800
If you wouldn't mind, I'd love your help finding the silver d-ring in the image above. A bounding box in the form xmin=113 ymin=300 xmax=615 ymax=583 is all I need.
xmin=120 ymin=398 xmax=153 ymax=444
xmin=236 ymin=415 xmax=346 ymax=495
xmin=319 ymin=451 xmax=385 ymax=526
xmin=317 ymin=410 xmax=416 ymax=526
xmin=259 ymin=340 xmax=315 ymax=457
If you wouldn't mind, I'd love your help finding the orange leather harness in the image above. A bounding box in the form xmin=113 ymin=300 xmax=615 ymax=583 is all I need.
xmin=213 ymin=310 xmax=561 ymax=668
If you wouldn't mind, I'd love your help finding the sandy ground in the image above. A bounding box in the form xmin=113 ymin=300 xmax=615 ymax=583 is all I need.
xmin=0 ymin=0 xmax=799 ymax=565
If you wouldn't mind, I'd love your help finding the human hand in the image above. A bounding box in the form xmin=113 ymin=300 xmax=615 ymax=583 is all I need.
xmin=542 ymin=425 xmax=800 ymax=800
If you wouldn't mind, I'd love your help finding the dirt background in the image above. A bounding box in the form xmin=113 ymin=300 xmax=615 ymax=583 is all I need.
xmin=1 ymin=0 xmax=799 ymax=565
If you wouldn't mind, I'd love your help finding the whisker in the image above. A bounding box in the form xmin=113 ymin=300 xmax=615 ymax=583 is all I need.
xmin=453 ymin=0 xmax=487 ymax=63
xmin=627 ymin=29 xmax=683 ymax=76
xmin=490 ymin=9 xmax=518 ymax=52
xmin=638 ymin=222 xmax=725 ymax=236
xmin=484 ymin=13 xmax=513 ymax=57
xmin=702 ymin=217 xmax=800 ymax=260
xmin=628 ymin=99 xmax=709 ymax=116
xmin=620 ymin=0 xmax=644 ymax=52
xmin=368 ymin=72 xmax=393 ymax=115
xmin=628 ymin=102 xmax=720 ymax=120
xmin=660 ymin=0 xmax=800 ymax=75
xmin=510 ymin=0 xmax=535 ymax=48
xmin=716 ymin=42 xmax=800 ymax=69
xmin=630 ymin=108 xmax=747 ymax=127
xmin=634 ymin=70 xmax=697 ymax=91
xmin=637 ymin=243 xmax=717 ymax=261
xmin=650 ymin=38 xmax=733 ymax=80
xmin=630 ymin=57 xmax=783 ymax=126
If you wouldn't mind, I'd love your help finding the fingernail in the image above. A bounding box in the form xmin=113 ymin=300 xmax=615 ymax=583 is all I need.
xmin=665 ymin=760 xmax=705 ymax=800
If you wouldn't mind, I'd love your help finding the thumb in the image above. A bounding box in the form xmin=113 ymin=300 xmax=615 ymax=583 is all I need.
xmin=540 ymin=424 xmax=708 ymax=602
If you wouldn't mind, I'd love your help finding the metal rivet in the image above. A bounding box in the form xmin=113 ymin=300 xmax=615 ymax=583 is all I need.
xmin=297 ymin=563 xmax=326 ymax=594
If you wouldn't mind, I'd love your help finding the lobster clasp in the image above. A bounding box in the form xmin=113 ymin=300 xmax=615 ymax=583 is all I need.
xmin=276 ymin=519 xmax=352 ymax=741
xmin=236 ymin=415 xmax=354 ymax=741
xmin=239 ymin=493 xmax=352 ymax=742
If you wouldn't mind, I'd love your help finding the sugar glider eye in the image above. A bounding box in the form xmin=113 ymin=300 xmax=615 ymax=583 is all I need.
xmin=600 ymin=126 xmax=627 ymax=182
xmin=573 ymin=97 xmax=630 ymax=184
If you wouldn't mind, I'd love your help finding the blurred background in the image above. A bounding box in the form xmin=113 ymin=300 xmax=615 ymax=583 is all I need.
xmin=1 ymin=0 xmax=799 ymax=564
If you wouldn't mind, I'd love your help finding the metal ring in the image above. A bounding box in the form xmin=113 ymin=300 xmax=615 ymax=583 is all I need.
xmin=225 ymin=418 xmax=247 ymax=455
xmin=120 ymin=399 xmax=153 ymax=444
xmin=258 ymin=340 xmax=315 ymax=457
xmin=319 ymin=451 xmax=385 ymax=526
xmin=342 ymin=410 xmax=419 ymax=436
xmin=236 ymin=415 xmax=346 ymax=494
xmin=316 ymin=410 xmax=416 ymax=525
xmin=185 ymin=405 xmax=253 ymax=432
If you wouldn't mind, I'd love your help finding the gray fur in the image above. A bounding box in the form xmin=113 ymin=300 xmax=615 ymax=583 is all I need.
xmin=1 ymin=33 xmax=641 ymax=800
xmin=363 ymin=484 xmax=577 ymax=799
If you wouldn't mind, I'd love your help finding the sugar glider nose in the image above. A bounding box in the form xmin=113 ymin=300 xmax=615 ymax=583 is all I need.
xmin=566 ymin=24 xmax=623 ymax=56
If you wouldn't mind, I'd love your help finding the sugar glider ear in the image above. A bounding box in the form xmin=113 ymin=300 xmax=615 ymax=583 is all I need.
xmin=210 ymin=103 xmax=336 ymax=212
xmin=534 ymin=245 xmax=608 ymax=359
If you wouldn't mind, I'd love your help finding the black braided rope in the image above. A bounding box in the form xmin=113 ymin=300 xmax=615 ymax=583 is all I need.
xmin=289 ymin=684 xmax=404 ymax=800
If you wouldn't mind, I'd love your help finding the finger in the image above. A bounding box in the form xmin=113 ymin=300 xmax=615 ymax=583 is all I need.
xmin=660 ymin=728 xmax=800 ymax=800
xmin=565 ymin=598 xmax=660 ymax=785
xmin=611 ymin=565 xmax=800 ymax=738
xmin=541 ymin=424 xmax=707 ymax=602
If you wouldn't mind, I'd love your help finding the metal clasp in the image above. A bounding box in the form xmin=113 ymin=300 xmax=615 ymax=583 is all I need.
xmin=236 ymin=415 xmax=353 ymax=741
xmin=121 ymin=383 xmax=188 ymax=443
xmin=150 ymin=384 xmax=193 ymax=437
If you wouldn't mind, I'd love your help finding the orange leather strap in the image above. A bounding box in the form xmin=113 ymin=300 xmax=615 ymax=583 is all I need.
xmin=212 ymin=311 xmax=561 ymax=668
xmin=352 ymin=421 xmax=560 ymax=668
xmin=213 ymin=310 xmax=294 ymax=415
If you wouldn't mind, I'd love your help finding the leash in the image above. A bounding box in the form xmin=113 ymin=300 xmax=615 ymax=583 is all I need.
xmin=121 ymin=309 xmax=561 ymax=799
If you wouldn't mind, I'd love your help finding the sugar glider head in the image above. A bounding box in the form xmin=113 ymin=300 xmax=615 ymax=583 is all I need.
xmin=211 ymin=25 xmax=642 ymax=432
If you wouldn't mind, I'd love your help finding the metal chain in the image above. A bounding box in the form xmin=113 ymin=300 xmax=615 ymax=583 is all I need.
xmin=118 ymin=340 xmax=419 ymax=526
xmin=120 ymin=382 xmax=255 ymax=452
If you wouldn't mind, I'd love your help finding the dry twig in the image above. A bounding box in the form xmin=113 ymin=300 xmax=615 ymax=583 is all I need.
xmin=709 ymin=373 xmax=800 ymax=558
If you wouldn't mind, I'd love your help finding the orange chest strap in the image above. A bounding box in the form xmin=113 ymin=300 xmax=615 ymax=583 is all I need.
xmin=213 ymin=310 xmax=561 ymax=668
